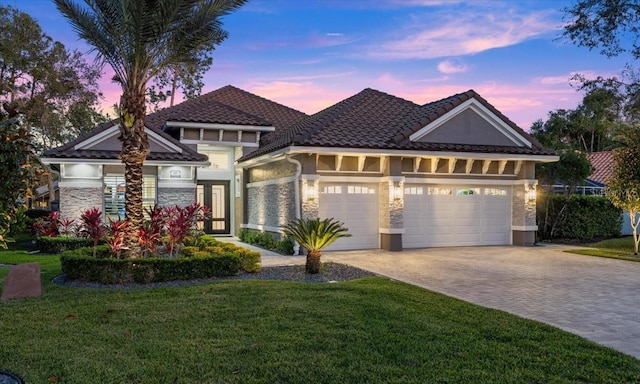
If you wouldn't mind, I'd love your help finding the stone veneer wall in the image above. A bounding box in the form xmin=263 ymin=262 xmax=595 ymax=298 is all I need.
xmin=59 ymin=185 xmax=103 ymax=220
xmin=247 ymin=182 xmax=296 ymax=230
xmin=511 ymin=184 xmax=536 ymax=227
xmin=378 ymin=179 xmax=404 ymax=230
xmin=158 ymin=187 xmax=195 ymax=208
xmin=249 ymin=160 xmax=297 ymax=183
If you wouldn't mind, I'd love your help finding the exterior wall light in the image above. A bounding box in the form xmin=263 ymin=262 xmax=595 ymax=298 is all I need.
xmin=392 ymin=184 xmax=402 ymax=201
xmin=525 ymin=184 xmax=537 ymax=202
xmin=304 ymin=181 xmax=318 ymax=201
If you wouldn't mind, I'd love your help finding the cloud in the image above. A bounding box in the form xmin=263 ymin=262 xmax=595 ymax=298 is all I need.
xmin=437 ymin=59 xmax=469 ymax=74
xmin=369 ymin=8 xmax=557 ymax=60
xmin=244 ymin=81 xmax=352 ymax=114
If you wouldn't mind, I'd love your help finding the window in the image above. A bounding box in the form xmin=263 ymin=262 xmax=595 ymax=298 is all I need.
xmin=322 ymin=186 xmax=342 ymax=194
xmin=456 ymin=188 xmax=480 ymax=196
xmin=485 ymin=188 xmax=507 ymax=196
xmin=404 ymin=187 xmax=424 ymax=195
xmin=427 ymin=187 xmax=452 ymax=195
xmin=347 ymin=186 xmax=375 ymax=194
xmin=104 ymin=175 xmax=156 ymax=220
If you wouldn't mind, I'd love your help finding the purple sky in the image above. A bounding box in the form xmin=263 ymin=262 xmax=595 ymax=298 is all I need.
xmin=2 ymin=0 xmax=633 ymax=130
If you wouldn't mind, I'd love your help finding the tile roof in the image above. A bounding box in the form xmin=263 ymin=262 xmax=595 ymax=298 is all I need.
xmin=43 ymin=122 xmax=208 ymax=163
xmin=239 ymin=88 xmax=555 ymax=162
xmin=586 ymin=151 xmax=614 ymax=185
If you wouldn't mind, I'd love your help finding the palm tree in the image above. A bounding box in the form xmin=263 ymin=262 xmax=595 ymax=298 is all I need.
xmin=55 ymin=0 xmax=246 ymax=257
xmin=282 ymin=218 xmax=351 ymax=274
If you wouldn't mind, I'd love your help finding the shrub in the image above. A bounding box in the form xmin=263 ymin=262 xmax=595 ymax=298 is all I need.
xmin=537 ymin=193 xmax=622 ymax=240
xmin=239 ymin=228 xmax=294 ymax=255
xmin=61 ymin=247 xmax=241 ymax=284
xmin=24 ymin=209 xmax=51 ymax=220
xmin=180 ymin=236 xmax=261 ymax=273
xmin=37 ymin=235 xmax=93 ymax=254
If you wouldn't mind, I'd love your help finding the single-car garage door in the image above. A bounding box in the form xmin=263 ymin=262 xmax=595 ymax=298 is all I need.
xmin=404 ymin=185 xmax=511 ymax=248
xmin=318 ymin=183 xmax=379 ymax=251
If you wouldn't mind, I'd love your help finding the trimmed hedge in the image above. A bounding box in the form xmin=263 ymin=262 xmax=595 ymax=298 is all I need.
xmin=181 ymin=236 xmax=261 ymax=273
xmin=37 ymin=235 xmax=93 ymax=254
xmin=239 ymin=228 xmax=294 ymax=255
xmin=537 ymin=193 xmax=622 ymax=240
xmin=61 ymin=246 xmax=241 ymax=284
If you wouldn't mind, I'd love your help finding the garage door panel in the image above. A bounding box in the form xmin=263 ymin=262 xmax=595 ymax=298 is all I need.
xmin=319 ymin=183 xmax=378 ymax=251
xmin=403 ymin=184 xmax=511 ymax=248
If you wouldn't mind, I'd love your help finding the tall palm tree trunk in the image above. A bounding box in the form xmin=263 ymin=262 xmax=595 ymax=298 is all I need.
xmin=119 ymin=90 xmax=149 ymax=258
xmin=306 ymin=249 xmax=322 ymax=274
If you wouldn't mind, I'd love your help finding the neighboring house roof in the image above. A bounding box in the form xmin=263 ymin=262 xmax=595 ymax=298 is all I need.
xmin=587 ymin=151 xmax=614 ymax=185
xmin=42 ymin=121 xmax=208 ymax=163
xmin=239 ymin=88 xmax=556 ymax=162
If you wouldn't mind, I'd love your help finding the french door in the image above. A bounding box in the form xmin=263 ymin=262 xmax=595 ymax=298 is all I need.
xmin=196 ymin=181 xmax=230 ymax=235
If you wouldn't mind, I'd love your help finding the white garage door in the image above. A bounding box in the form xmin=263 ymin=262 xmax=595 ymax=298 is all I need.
xmin=404 ymin=185 xmax=511 ymax=248
xmin=318 ymin=183 xmax=379 ymax=251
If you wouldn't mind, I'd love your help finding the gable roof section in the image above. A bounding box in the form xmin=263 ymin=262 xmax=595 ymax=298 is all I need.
xmin=239 ymin=88 xmax=555 ymax=162
xmin=587 ymin=151 xmax=614 ymax=185
xmin=42 ymin=121 xmax=208 ymax=163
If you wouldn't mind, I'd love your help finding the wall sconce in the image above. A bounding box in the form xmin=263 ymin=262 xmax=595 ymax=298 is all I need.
xmin=304 ymin=181 xmax=318 ymax=201
xmin=391 ymin=183 xmax=403 ymax=201
xmin=525 ymin=184 xmax=537 ymax=202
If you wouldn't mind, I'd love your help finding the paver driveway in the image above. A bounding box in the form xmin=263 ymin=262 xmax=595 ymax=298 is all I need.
xmin=264 ymin=244 xmax=640 ymax=359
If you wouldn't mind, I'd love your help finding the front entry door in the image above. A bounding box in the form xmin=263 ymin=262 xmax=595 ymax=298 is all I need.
xmin=197 ymin=181 xmax=230 ymax=235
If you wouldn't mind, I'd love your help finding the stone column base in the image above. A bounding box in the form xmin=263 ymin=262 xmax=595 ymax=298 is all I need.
xmin=381 ymin=233 xmax=402 ymax=251
xmin=512 ymin=230 xmax=536 ymax=246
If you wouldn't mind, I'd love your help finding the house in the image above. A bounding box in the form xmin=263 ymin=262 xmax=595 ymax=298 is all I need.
xmin=42 ymin=85 xmax=558 ymax=251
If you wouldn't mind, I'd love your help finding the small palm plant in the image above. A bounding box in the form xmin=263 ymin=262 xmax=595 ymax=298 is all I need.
xmin=282 ymin=218 xmax=351 ymax=274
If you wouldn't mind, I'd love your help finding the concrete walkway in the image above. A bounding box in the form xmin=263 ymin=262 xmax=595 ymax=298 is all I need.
xmin=239 ymin=240 xmax=640 ymax=359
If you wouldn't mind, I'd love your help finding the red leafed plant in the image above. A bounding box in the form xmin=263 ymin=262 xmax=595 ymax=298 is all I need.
xmin=58 ymin=218 xmax=76 ymax=236
xmin=163 ymin=206 xmax=190 ymax=258
xmin=80 ymin=207 xmax=107 ymax=257
xmin=33 ymin=211 xmax=60 ymax=237
xmin=106 ymin=218 xmax=132 ymax=259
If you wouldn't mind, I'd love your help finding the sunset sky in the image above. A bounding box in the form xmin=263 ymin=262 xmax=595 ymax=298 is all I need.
xmin=2 ymin=0 xmax=634 ymax=130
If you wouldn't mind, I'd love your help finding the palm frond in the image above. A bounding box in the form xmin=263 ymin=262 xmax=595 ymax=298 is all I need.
xmin=282 ymin=218 xmax=351 ymax=253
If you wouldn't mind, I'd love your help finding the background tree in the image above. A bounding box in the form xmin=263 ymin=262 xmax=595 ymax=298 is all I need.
xmin=0 ymin=104 xmax=41 ymax=248
xmin=606 ymin=146 xmax=640 ymax=255
xmin=147 ymin=50 xmax=213 ymax=111
xmin=55 ymin=0 xmax=247 ymax=257
xmin=0 ymin=5 xmax=106 ymax=153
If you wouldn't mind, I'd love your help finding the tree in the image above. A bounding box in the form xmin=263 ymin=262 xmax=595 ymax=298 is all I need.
xmin=0 ymin=104 xmax=41 ymax=248
xmin=282 ymin=218 xmax=351 ymax=274
xmin=563 ymin=0 xmax=640 ymax=60
xmin=55 ymin=0 xmax=247 ymax=257
xmin=606 ymin=146 xmax=640 ymax=255
xmin=0 ymin=5 xmax=105 ymax=152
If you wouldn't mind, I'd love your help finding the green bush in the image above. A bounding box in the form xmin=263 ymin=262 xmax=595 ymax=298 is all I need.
xmin=239 ymin=228 xmax=294 ymax=255
xmin=537 ymin=193 xmax=622 ymax=240
xmin=37 ymin=235 xmax=93 ymax=254
xmin=24 ymin=209 xmax=50 ymax=220
xmin=180 ymin=237 xmax=261 ymax=273
xmin=61 ymin=246 xmax=241 ymax=284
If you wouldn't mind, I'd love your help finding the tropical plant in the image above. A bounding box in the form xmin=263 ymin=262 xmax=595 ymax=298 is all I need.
xmin=605 ymin=146 xmax=640 ymax=255
xmin=282 ymin=218 xmax=351 ymax=274
xmin=106 ymin=217 xmax=132 ymax=259
xmin=33 ymin=211 xmax=61 ymax=238
xmin=79 ymin=207 xmax=106 ymax=257
xmin=55 ymin=0 xmax=247 ymax=257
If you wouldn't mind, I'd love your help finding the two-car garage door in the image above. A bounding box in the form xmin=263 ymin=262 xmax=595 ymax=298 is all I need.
xmin=403 ymin=185 xmax=511 ymax=248
xmin=316 ymin=182 xmax=511 ymax=250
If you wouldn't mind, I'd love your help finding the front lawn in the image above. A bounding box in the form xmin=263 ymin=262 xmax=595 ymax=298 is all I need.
xmin=1 ymin=252 xmax=639 ymax=383
xmin=566 ymin=236 xmax=640 ymax=261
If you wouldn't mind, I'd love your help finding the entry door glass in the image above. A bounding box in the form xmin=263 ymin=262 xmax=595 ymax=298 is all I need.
xmin=196 ymin=181 xmax=230 ymax=234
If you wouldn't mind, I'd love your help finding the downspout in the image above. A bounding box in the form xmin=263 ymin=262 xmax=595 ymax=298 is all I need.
xmin=285 ymin=155 xmax=302 ymax=255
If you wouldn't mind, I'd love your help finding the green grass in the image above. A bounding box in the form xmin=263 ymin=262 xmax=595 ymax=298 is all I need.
xmin=1 ymin=253 xmax=639 ymax=383
xmin=566 ymin=236 xmax=640 ymax=261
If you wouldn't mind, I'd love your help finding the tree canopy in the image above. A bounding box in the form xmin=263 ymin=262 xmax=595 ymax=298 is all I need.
xmin=606 ymin=146 xmax=640 ymax=254
xmin=0 ymin=5 xmax=106 ymax=153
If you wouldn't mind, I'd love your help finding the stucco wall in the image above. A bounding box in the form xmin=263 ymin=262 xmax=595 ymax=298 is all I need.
xmin=249 ymin=159 xmax=297 ymax=183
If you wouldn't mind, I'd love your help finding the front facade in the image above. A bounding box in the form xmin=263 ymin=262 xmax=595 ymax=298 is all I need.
xmin=43 ymin=85 xmax=557 ymax=251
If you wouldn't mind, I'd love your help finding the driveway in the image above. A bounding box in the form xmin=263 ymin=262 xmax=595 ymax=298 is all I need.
xmin=263 ymin=244 xmax=640 ymax=359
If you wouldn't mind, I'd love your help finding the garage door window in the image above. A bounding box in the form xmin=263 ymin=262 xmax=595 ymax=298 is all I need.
xmin=348 ymin=186 xmax=375 ymax=194
xmin=322 ymin=186 xmax=342 ymax=194
xmin=485 ymin=188 xmax=508 ymax=196
xmin=428 ymin=187 xmax=452 ymax=195
xmin=456 ymin=187 xmax=480 ymax=196
xmin=405 ymin=187 xmax=424 ymax=195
